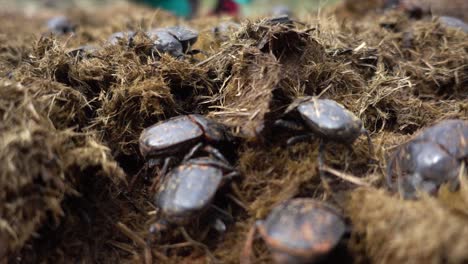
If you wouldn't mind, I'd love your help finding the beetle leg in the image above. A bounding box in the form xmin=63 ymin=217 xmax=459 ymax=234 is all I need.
xmin=274 ymin=119 xmax=304 ymax=131
xmin=189 ymin=158 xmax=236 ymax=171
xmin=129 ymin=161 xmax=150 ymax=190
xmin=386 ymin=155 xmax=396 ymax=190
xmin=240 ymin=221 xmax=262 ymax=264
xmin=286 ymin=134 xmax=315 ymax=146
xmin=203 ymin=145 xmax=230 ymax=164
xmin=386 ymin=148 xmax=400 ymax=191
xmin=210 ymin=204 xmax=234 ymax=223
xmin=344 ymin=145 xmax=354 ymax=171
xmin=398 ymin=171 xmax=418 ymax=199
xmin=224 ymin=171 xmax=241 ymax=180
xmin=179 ymin=227 xmax=218 ymax=263
xmin=361 ymin=128 xmax=376 ymax=163
xmin=318 ymin=139 xmax=327 ymax=180
xmin=148 ymin=158 xmax=162 ymax=169
xmin=160 ymin=157 xmax=173 ymax=177
xmin=149 ymin=157 xmax=173 ymax=192
xmin=450 ymin=162 xmax=466 ymax=192
xmin=318 ymin=140 xmax=339 ymax=200
xmin=183 ymin=142 xmax=204 ymax=162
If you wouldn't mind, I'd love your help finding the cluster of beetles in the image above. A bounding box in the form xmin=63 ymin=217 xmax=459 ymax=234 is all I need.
xmin=46 ymin=14 xmax=468 ymax=264
xmin=138 ymin=97 xmax=467 ymax=263
xmin=46 ymin=15 xmax=238 ymax=60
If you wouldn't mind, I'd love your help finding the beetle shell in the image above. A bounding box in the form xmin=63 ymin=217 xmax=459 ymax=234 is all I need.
xmin=47 ymin=16 xmax=75 ymax=35
xmin=266 ymin=15 xmax=294 ymax=26
xmin=139 ymin=115 xmax=203 ymax=159
xmin=165 ymin=26 xmax=199 ymax=50
xmin=258 ymin=199 xmax=346 ymax=264
xmin=396 ymin=141 xmax=461 ymax=198
xmin=147 ymin=29 xmax=184 ymax=57
xmin=155 ymin=158 xmax=225 ymax=224
xmin=388 ymin=119 xmax=468 ymax=198
xmin=271 ymin=5 xmax=292 ymax=17
xmin=296 ymin=99 xmax=363 ymax=144
xmin=189 ymin=114 xmax=229 ymax=142
xmin=439 ymin=16 xmax=468 ymax=33
xmin=414 ymin=119 xmax=468 ymax=159
xmin=139 ymin=114 xmax=229 ymax=160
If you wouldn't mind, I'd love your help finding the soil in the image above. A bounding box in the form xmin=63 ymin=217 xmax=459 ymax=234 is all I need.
xmin=0 ymin=2 xmax=467 ymax=263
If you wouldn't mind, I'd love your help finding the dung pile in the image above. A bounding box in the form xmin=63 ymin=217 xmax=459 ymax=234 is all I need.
xmin=347 ymin=185 xmax=468 ymax=264
xmin=0 ymin=2 xmax=467 ymax=263
xmin=0 ymin=79 xmax=125 ymax=261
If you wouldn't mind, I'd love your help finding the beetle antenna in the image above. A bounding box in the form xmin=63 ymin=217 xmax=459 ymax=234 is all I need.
xmin=240 ymin=222 xmax=260 ymax=264
xmin=203 ymin=145 xmax=231 ymax=164
xmin=183 ymin=142 xmax=204 ymax=162
xmin=210 ymin=204 xmax=234 ymax=222
xmin=317 ymin=139 xmax=327 ymax=181
xmin=129 ymin=162 xmax=149 ymax=191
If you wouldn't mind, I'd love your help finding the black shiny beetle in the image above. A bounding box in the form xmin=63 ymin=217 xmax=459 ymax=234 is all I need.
xmin=276 ymin=97 xmax=374 ymax=174
xmin=147 ymin=26 xmax=199 ymax=58
xmin=387 ymin=119 xmax=468 ymax=199
xmin=154 ymin=157 xmax=238 ymax=225
xmin=147 ymin=29 xmax=184 ymax=57
xmin=139 ymin=114 xmax=233 ymax=176
xmin=150 ymin=154 xmax=239 ymax=261
xmin=241 ymin=198 xmax=346 ymax=264
xmin=165 ymin=26 xmax=199 ymax=53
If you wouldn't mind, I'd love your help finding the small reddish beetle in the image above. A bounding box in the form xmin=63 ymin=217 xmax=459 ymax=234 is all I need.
xmin=241 ymin=198 xmax=346 ymax=264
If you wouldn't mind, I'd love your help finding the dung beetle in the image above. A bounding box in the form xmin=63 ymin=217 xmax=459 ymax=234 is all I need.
xmin=165 ymin=26 xmax=199 ymax=53
xmin=147 ymin=26 xmax=199 ymax=58
xmin=439 ymin=16 xmax=468 ymax=33
xmin=147 ymin=29 xmax=184 ymax=58
xmin=241 ymin=198 xmax=346 ymax=264
xmin=139 ymin=114 xmax=233 ymax=176
xmin=47 ymin=16 xmax=76 ymax=35
xmin=275 ymin=97 xmax=375 ymax=175
xmin=150 ymin=155 xmax=239 ymax=261
xmin=387 ymin=119 xmax=468 ymax=199
xmin=153 ymin=156 xmax=239 ymax=226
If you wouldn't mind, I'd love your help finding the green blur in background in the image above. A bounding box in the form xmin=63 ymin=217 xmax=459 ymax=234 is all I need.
xmin=0 ymin=0 xmax=340 ymax=17
xmin=140 ymin=0 xmax=192 ymax=17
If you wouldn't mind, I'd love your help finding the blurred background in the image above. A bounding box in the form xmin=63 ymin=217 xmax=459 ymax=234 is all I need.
xmin=0 ymin=0 xmax=340 ymax=17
